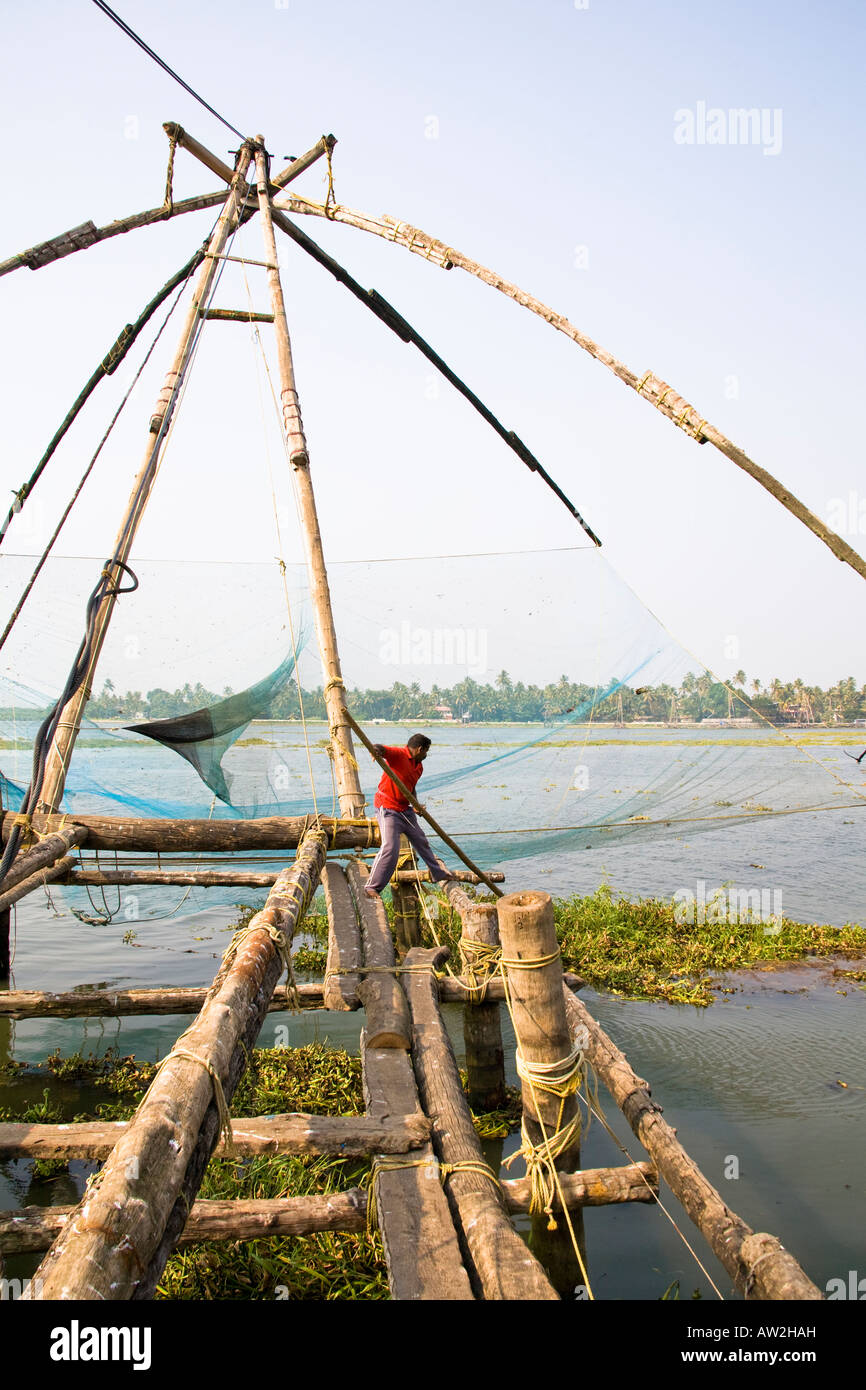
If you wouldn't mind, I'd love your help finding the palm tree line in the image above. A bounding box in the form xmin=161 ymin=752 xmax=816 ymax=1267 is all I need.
xmin=74 ymin=671 xmax=866 ymax=725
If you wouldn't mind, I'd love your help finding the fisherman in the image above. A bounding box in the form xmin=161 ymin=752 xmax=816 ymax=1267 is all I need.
xmin=364 ymin=734 xmax=452 ymax=898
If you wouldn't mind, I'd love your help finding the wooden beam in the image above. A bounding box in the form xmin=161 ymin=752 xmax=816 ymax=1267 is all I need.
xmin=322 ymin=862 xmax=362 ymax=1010
xmin=255 ymin=145 xmax=364 ymax=814
xmin=346 ymin=859 xmax=411 ymax=1048
xmin=0 ymin=1162 xmax=655 ymax=1256
xmin=202 ymin=308 xmax=274 ymax=322
xmin=0 ymin=982 xmax=322 ymax=1019
xmin=29 ymin=828 xmax=328 ymax=1300
xmin=0 ymin=973 xmax=584 ymax=1020
xmin=561 ymin=986 xmax=823 ymax=1300
xmin=0 ymin=1110 xmax=429 ymax=1162
xmin=362 ymin=1031 xmax=474 ymax=1299
xmin=401 ymin=944 xmax=558 ymax=1299
xmin=1 ymin=811 xmax=377 ymax=852
xmin=1 ymin=1189 xmax=367 ymax=1254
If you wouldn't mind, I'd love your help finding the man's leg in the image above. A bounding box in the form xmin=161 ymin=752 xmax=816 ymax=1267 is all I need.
xmin=365 ymin=808 xmax=403 ymax=895
xmin=400 ymin=810 xmax=452 ymax=883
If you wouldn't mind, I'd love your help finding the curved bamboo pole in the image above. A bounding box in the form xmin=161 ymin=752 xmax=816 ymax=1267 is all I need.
xmin=274 ymin=193 xmax=866 ymax=585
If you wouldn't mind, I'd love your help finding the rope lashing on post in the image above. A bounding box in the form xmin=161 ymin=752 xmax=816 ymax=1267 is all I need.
xmin=503 ymin=1043 xmax=587 ymax=1229
xmin=458 ymin=938 xmax=502 ymax=1003
xmin=163 ymin=126 xmax=178 ymax=216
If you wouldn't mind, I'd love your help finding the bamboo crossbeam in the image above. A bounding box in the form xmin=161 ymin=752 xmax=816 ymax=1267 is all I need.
xmin=362 ymin=1033 xmax=474 ymax=1300
xmin=402 ymin=944 xmax=558 ymax=1299
xmin=561 ymin=987 xmax=822 ymax=1300
xmin=0 ymin=1162 xmax=655 ymax=1256
xmin=0 ymin=973 xmax=584 ymax=1020
xmin=203 ymin=308 xmax=274 ymax=322
xmin=0 ymin=811 xmax=378 ymax=852
xmin=277 ymin=194 xmax=866 ymax=584
xmin=397 ymin=868 xmax=504 ymax=884
xmin=29 ymin=828 xmax=328 ymax=1301
xmin=0 ymin=1110 xmax=429 ymax=1163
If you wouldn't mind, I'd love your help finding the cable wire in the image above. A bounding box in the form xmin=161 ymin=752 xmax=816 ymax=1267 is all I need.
xmin=90 ymin=0 xmax=246 ymax=140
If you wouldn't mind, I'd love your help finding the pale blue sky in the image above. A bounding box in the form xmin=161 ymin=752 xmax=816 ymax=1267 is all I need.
xmin=1 ymin=0 xmax=864 ymax=693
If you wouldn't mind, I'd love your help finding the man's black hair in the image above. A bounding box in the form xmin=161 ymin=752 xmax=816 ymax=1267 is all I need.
xmin=407 ymin=734 xmax=431 ymax=752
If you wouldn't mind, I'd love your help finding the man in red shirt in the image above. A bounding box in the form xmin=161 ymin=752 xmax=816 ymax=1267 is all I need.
xmin=365 ymin=733 xmax=452 ymax=898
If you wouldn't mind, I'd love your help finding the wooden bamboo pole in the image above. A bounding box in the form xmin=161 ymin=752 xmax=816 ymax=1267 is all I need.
xmin=0 ymin=1110 xmax=429 ymax=1163
xmin=497 ymin=891 xmax=581 ymax=1172
xmin=402 ymin=944 xmax=558 ymax=1299
xmin=560 ymin=986 xmax=822 ymax=1300
xmin=1 ymin=1191 xmax=368 ymax=1254
xmin=444 ymin=881 xmax=505 ymax=1110
xmin=0 ymin=972 xmax=584 ymax=1020
xmin=345 ymin=711 xmax=505 ymax=896
xmin=362 ymin=1030 xmax=474 ymax=1300
xmin=0 ymin=908 xmax=8 ymax=978
xmin=0 ymin=983 xmax=323 ymax=1019
xmin=277 ymin=194 xmax=866 ymax=584
xmin=0 ymin=811 xmax=377 ymax=852
xmin=0 ymin=857 xmax=78 ymax=913
xmin=0 ymin=826 xmax=89 ymax=892
xmin=345 ymin=859 xmax=411 ymax=1047
xmin=38 ymin=143 xmax=258 ymax=814
xmin=28 ymin=828 xmax=327 ymax=1301
xmin=254 ymin=144 xmax=364 ymax=815
xmin=0 ymin=1162 xmax=655 ymax=1255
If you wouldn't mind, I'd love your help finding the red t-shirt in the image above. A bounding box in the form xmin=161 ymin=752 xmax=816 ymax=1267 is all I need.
xmin=374 ymin=745 xmax=423 ymax=811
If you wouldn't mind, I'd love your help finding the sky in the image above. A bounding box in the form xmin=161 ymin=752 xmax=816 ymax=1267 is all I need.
xmin=1 ymin=0 xmax=865 ymax=695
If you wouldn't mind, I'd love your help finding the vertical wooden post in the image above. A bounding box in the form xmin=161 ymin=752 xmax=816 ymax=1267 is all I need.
xmin=39 ymin=143 xmax=257 ymax=812
xmin=0 ymin=908 xmax=10 ymax=977
xmin=254 ymin=146 xmax=364 ymax=816
xmin=496 ymin=891 xmax=581 ymax=1172
xmin=460 ymin=901 xmax=506 ymax=1111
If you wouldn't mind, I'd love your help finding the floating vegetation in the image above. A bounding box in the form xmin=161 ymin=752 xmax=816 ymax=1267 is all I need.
xmin=426 ymin=886 xmax=866 ymax=1008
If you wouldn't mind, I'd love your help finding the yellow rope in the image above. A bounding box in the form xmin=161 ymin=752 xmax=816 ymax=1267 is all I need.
xmin=458 ymin=938 xmax=501 ymax=1003
xmin=439 ymin=1158 xmax=502 ymax=1192
xmin=366 ymin=1154 xmax=435 ymax=1233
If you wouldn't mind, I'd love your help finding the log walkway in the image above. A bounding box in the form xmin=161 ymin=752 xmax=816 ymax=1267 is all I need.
xmin=0 ymin=820 xmax=822 ymax=1301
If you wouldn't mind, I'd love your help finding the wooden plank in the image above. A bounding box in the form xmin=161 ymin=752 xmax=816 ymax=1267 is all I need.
xmin=29 ymin=829 xmax=328 ymax=1301
xmin=503 ymin=1162 xmax=657 ymax=1213
xmin=1 ymin=1191 xmax=367 ymax=1254
xmin=402 ymin=945 xmax=558 ymax=1300
xmin=0 ymin=1111 xmax=429 ymax=1162
xmin=346 ymin=859 xmax=411 ymax=1047
xmin=0 ymin=811 xmax=377 ymax=852
xmin=362 ymin=1030 xmax=474 ymax=1300
xmin=561 ymin=986 xmax=823 ymax=1300
xmin=322 ymin=862 xmax=362 ymax=1010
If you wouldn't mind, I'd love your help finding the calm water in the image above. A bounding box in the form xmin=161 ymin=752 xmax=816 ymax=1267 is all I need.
xmin=1 ymin=721 xmax=864 ymax=1298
